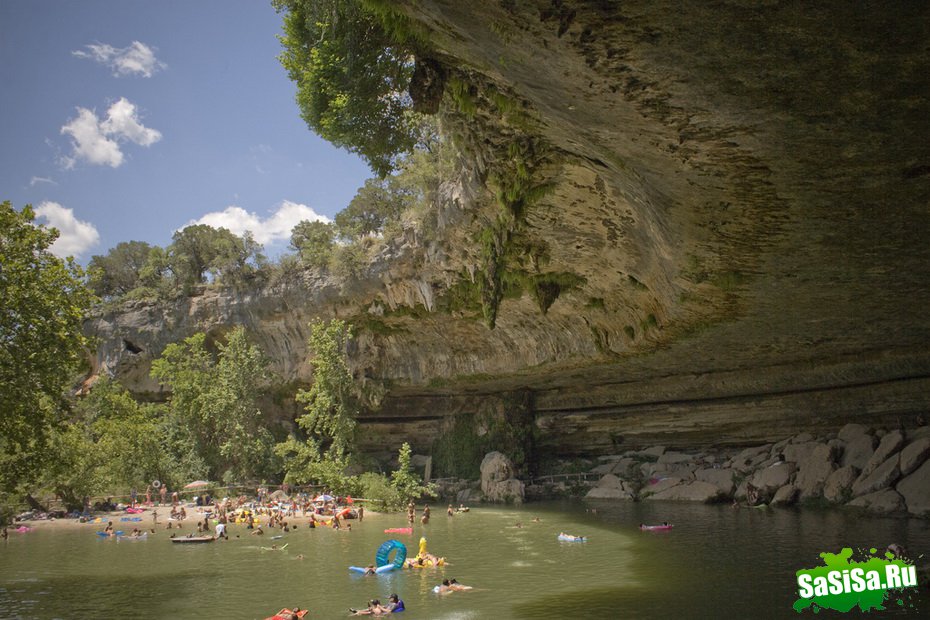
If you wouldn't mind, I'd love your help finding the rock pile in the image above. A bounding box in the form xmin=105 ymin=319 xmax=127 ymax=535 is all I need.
xmin=584 ymin=424 xmax=930 ymax=517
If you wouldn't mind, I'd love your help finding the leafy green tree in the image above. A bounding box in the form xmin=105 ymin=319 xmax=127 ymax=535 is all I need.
xmin=274 ymin=0 xmax=424 ymax=176
xmin=294 ymin=319 xmax=358 ymax=457
xmin=168 ymin=225 xmax=265 ymax=289
xmin=87 ymin=240 xmax=155 ymax=298
xmin=336 ymin=177 xmax=412 ymax=238
xmin=290 ymin=219 xmax=335 ymax=269
xmin=0 ymin=202 xmax=95 ymax=492
xmin=390 ymin=442 xmax=434 ymax=505
xmin=151 ymin=327 xmax=277 ymax=482
xmin=77 ymin=378 xmax=171 ymax=491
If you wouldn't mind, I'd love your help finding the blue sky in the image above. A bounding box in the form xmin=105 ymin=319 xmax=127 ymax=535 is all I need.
xmin=0 ymin=0 xmax=372 ymax=261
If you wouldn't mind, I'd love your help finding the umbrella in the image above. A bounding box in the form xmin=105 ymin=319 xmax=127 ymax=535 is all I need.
xmin=184 ymin=480 xmax=210 ymax=489
xmin=313 ymin=494 xmax=334 ymax=502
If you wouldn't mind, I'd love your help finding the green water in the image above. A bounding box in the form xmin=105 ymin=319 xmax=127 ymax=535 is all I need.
xmin=1 ymin=501 xmax=927 ymax=619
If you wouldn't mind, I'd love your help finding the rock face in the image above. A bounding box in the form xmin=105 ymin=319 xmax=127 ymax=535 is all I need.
xmin=85 ymin=1 xmax=930 ymax=462
xmin=480 ymin=452 xmax=525 ymax=503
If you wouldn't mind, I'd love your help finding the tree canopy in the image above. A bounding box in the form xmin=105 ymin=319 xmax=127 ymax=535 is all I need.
xmin=0 ymin=202 xmax=95 ymax=491
xmin=274 ymin=0 xmax=424 ymax=176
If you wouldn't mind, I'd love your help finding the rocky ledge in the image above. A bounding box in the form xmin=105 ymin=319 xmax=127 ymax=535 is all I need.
xmin=579 ymin=423 xmax=930 ymax=517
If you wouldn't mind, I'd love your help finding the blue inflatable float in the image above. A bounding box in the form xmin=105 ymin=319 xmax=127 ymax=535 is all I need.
xmin=349 ymin=539 xmax=407 ymax=574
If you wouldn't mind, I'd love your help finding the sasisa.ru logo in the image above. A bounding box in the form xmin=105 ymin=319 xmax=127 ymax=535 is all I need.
xmin=794 ymin=547 xmax=920 ymax=613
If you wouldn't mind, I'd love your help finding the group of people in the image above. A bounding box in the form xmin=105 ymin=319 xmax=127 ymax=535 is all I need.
xmin=349 ymin=593 xmax=405 ymax=615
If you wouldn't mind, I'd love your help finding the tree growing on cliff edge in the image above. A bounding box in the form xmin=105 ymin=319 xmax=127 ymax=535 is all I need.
xmin=273 ymin=0 xmax=427 ymax=176
xmin=0 ymin=201 xmax=95 ymax=493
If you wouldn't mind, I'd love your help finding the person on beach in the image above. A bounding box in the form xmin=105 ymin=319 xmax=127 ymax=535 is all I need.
xmin=145 ymin=486 xmax=152 ymax=505
xmin=447 ymin=504 xmax=454 ymax=516
xmin=215 ymin=522 xmax=227 ymax=540
xmin=159 ymin=485 xmax=167 ymax=505
xmin=2 ymin=527 xmax=8 ymax=541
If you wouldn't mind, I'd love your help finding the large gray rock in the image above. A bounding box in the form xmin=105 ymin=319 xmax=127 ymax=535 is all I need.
xmin=644 ymin=481 xmax=723 ymax=503
xmin=896 ymin=459 xmax=930 ymax=517
xmin=695 ymin=468 xmax=736 ymax=496
xmin=847 ymin=489 xmax=905 ymax=514
xmin=840 ymin=434 xmax=877 ymax=470
xmin=751 ymin=462 xmax=796 ymax=495
xmin=639 ymin=446 xmax=666 ymax=457
xmin=852 ymin=454 xmax=901 ymax=497
xmin=899 ymin=437 xmax=930 ymax=476
xmin=783 ymin=442 xmax=819 ymax=466
xmin=657 ymin=451 xmax=695 ymax=464
xmin=586 ymin=474 xmax=630 ymax=499
xmin=795 ymin=443 xmax=837 ymax=499
xmin=771 ymin=484 xmax=798 ymax=506
xmin=861 ymin=430 xmax=904 ymax=476
xmin=643 ymin=477 xmax=683 ymax=496
xmin=837 ymin=423 xmax=871 ymax=442
xmin=479 ymin=452 xmax=525 ymax=503
xmin=823 ymin=465 xmax=859 ymax=503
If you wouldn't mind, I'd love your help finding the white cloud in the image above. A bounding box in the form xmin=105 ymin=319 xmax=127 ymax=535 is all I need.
xmin=29 ymin=176 xmax=57 ymax=187
xmin=34 ymin=201 xmax=100 ymax=258
xmin=60 ymin=98 xmax=161 ymax=168
xmin=183 ymin=201 xmax=330 ymax=245
xmin=72 ymin=41 xmax=165 ymax=78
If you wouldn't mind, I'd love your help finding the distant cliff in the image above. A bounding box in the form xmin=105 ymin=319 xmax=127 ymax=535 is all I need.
xmin=87 ymin=0 xmax=930 ymax=462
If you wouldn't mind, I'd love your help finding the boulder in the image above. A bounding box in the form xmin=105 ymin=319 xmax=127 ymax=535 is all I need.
xmin=837 ymin=423 xmax=871 ymax=442
xmin=907 ymin=426 xmax=930 ymax=441
xmin=610 ymin=457 xmax=638 ymax=475
xmin=896 ymin=459 xmax=930 ymax=517
xmin=847 ymin=489 xmax=905 ymax=514
xmin=823 ymin=465 xmax=859 ymax=503
xmin=771 ymin=484 xmax=798 ymax=506
xmin=851 ymin=454 xmax=900 ymax=497
xmin=643 ymin=477 xmax=683 ymax=496
xmin=695 ymin=468 xmax=736 ymax=496
xmin=792 ymin=432 xmax=815 ymax=444
xmin=899 ymin=437 xmax=930 ymax=476
xmin=770 ymin=438 xmax=791 ymax=458
xmin=586 ymin=474 xmax=630 ymax=500
xmin=590 ymin=462 xmax=617 ymax=475
xmin=751 ymin=462 xmax=796 ymax=495
xmin=644 ymin=481 xmax=723 ymax=503
xmin=795 ymin=443 xmax=837 ymax=499
xmin=657 ymin=451 xmax=695 ymax=464
xmin=840 ymin=434 xmax=877 ymax=470
xmin=732 ymin=445 xmax=772 ymax=473
xmin=479 ymin=451 xmax=525 ymax=503
xmin=783 ymin=442 xmax=819 ymax=466
xmin=639 ymin=446 xmax=666 ymax=457
xmin=861 ymin=430 xmax=904 ymax=476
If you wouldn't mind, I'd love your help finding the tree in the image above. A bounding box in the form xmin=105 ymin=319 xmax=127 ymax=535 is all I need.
xmin=87 ymin=240 xmax=155 ymax=298
xmin=336 ymin=177 xmax=412 ymax=238
xmin=390 ymin=442 xmax=434 ymax=505
xmin=168 ymin=225 xmax=265 ymax=289
xmin=290 ymin=220 xmax=336 ymax=269
xmin=0 ymin=202 xmax=95 ymax=492
xmin=151 ymin=327 xmax=277 ymax=482
xmin=294 ymin=319 xmax=358 ymax=458
xmin=274 ymin=0 xmax=424 ymax=176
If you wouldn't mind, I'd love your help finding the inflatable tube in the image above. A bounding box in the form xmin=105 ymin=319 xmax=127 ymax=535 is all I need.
xmin=384 ymin=527 xmax=412 ymax=534
xmin=557 ymin=533 xmax=587 ymax=542
xmin=348 ymin=566 xmax=372 ymax=574
xmin=96 ymin=530 xmax=125 ymax=537
xmin=152 ymin=479 xmax=161 ymax=488
xmin=15 ymin=526 xmax=32 ymax=533
xmin=375 ymin=539 xmax=408 ymax=571
xmin=639 ymin=524 xmax=673 ymax=531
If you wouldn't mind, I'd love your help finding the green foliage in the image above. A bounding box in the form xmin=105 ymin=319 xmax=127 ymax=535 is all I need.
xmin=290 ymin=219 xmax=336 ymax=269
xmin=87 ymin=240 xmax=157 ymax=298
xmin=357 ymin=471 xmax=399 ymax=508
xmin=330 ymin=240 xmax=370 ymax=281
xmin=169 ymin=225 xmax=266 ymax=289
xmin=151 ymin=327 xmax=277 ymax=482
xmin=431 ymin=403 xmax=535 ymax=480
xmin=293 ymin=319 xmax=359 ymax=458
xmin=0 ymin=202 xmax=96 ymax=492
xmin=336 ymin=177 xmax=412 ymax=239
xmin=274 ymin=0 xmax=426 ymax=176
xmin=390 ymin=442 xmax=435 ymax=505
xmin=276 ymin=438 xmax=359 ymax=494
